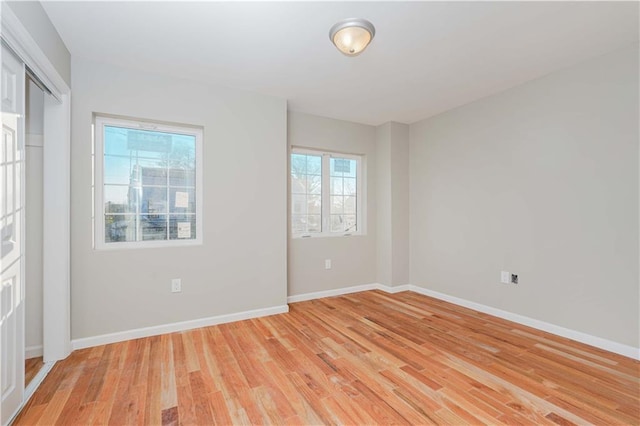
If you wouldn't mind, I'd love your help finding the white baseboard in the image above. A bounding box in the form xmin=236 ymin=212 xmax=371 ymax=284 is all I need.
xmin=287 ymin=283 xmax=412 ymax=303
xmin=410 ymin=286 xmax=640 ymax=361
xmin=287 ymin=283 xmax=380 ymax=303
xmin=25 ymin=344 xmax=43 ymax=359
xmin=71 ymin=304 xmax=289 ymax=350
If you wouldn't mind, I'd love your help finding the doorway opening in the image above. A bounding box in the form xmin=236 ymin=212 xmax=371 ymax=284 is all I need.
xmin=25 ymin=75 xmax=45 ymax=389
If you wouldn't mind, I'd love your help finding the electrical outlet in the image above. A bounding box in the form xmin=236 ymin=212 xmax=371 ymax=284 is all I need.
xmin=171 ymin=278 xmax=182 ymax=293
xmin=325 ymin=259 xmax=332 ymax=270
xmin=501 ymin=271 xmax=510 ymax=284
xmin=511 ymin=274 xmax=518 ymax=285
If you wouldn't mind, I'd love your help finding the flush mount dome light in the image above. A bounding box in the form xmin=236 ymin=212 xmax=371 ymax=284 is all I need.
xmin=329 ymin=18 xmax=375 ymax=57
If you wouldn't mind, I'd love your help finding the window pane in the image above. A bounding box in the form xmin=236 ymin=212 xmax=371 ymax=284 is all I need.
xmin=291 ymin=176 xmax=306 ymax=194
xmin=292 ymin=194 xmax=307 ymax=214
xmin=307 ymin=215 xmax=321 ymax=232
xmin=307 ymin=195 xmax=321 ymax=215
xmin=291 ymin=154 xmax=307 ymax=175
xmin=330 ymin=177 xmax=343 ymax=195
xmin=169 ymin=215 xmax=196 ymax=240
xmin=344 ymin=159 xmax=357 ymax=178
xmin=105 ymin=214 xmax=136 ymax=242
xmin=307 ymin=175 xmax=321 ymax=194
xmin=291 ymin=215 xmax=306 ymax=233
xmin=343 ymin=178 xmax=357 ymax=196
xmin=168 ymin=135 xmax=196 ymax=169
xmin=104 ymin=185 xmax=132 ymax=214
xmin=344 ymin=196 xmax=356 ymax=214
xmin=140 ymin=214 xmax=167 ymax=240
xmin=344 ymin=215 xmax=357 ymax=232
xmin=330 ymin=195 xmax=344 ymax=214
xmin=141 ymin=187 xmax=167 ymax=214
xmin=169 ymin=168 xmax=196 ymax=187
xmin=329 ymin=157 xmax=355 ymax=176
xmin=138 ymin=163 xmax=168 ymax=186
xmin=104 ymin=155 xmax=133 ymax=185
xmin=170 ymin=188 xmax=196 ymax=213
xmin=104 ymin=126 xmax=169 ymax=160
xmin=330 ymin=214 xmax=344 ymax=232
xmin=306 ymin=155 xmax=322 ymax=175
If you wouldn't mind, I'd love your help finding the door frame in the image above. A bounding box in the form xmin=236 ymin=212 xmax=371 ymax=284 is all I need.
xmin=1 ymin=4 xmax=71 ymax=363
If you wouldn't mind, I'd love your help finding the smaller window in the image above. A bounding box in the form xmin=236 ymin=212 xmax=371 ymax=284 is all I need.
xmin=291 ymin=148 xmax=364 ymax=237
xmin=93 ymin=115 xmax=203 ymax=249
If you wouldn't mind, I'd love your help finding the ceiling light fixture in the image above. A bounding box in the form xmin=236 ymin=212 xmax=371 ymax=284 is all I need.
xmin=329 ymin=18 xmax=375 ymax=57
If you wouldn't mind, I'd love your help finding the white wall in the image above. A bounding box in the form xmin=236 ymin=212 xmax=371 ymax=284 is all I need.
xmin=25 ymin=78 xmax=44 ymax=356
xmin=5 ymin=1 xmax=71 ymax=87
xmin=71 ymin=57 xmax=287 ymax=340
xmin=288 ymin=111 xmax=377 ymax=296
xmin=410 ymin=46 xmax=639 ymax=347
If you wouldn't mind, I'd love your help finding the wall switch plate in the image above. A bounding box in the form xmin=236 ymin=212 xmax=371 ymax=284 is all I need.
xmin=171 ymin=278 xmax=182 ymax=293
xmin=325 ymin=259 xmax=332 ymax=270
xmin=501 ymin=271 xmax=510 ymax=284
xmin=511 ymin=274 xmax=518 ymax=285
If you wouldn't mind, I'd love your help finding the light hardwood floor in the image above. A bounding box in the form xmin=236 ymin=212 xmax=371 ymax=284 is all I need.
xmin=14 ymin=290 xmax=639 ymax=425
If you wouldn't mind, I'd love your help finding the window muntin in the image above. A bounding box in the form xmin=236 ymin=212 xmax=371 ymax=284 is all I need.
xmin=290 ymin=148 xmax=363 ymax=237
xmin=94 ymin=116 xmax=203 ymax=249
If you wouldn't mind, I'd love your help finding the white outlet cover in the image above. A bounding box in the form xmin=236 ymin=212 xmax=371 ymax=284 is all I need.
xmin=171 ymin=278 xmax=181 ymax=292
xmin=501 ymin=271 xmax=510 ymax=284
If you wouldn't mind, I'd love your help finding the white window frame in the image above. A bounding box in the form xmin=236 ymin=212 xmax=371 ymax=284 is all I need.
xmin=291 ymin=147 xmax=364 ymax=238
xmin=93 ymin=115 xmax=203 ymax=250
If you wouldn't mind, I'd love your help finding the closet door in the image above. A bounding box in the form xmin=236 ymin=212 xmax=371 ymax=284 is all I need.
xmin=0 ymin=43 xmax=26 ymax=425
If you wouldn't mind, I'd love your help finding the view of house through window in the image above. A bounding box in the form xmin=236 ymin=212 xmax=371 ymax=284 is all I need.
xmin=291 ymin=149 xmax=362 ymax=237
xmin=94 ymin=116 xmax=203 ymax=248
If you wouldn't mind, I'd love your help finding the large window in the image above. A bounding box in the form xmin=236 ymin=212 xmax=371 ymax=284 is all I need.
xmin=93 ymin=115 xmax=203 ymax=249
xmin=291 ymin=148 xmax=363 ymax=237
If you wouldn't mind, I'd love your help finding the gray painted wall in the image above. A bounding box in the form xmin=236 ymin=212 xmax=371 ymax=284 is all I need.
xmin=71 ymin=57 xmax=287 ymax=339
xmin=409 ymin=47 xmax=639 ymax=347
xmin=376 ymin=122 xmax=410 ymax=287
xmin=5 ymin=1 xmax=71 ymax=87
xmin=288 ymin=111 xmax=377 ymax=296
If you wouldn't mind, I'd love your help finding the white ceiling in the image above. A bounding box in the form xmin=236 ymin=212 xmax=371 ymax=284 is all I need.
xmin=43 ymin=1 xmax=639 ymax=126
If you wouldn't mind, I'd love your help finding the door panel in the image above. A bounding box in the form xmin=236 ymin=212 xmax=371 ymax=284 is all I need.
xmin=0 ymin=43 xmax=25 ymax=426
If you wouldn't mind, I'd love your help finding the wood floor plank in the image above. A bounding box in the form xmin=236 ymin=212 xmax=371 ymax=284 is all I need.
xmin=13 ymin=290 xmax=640 ymax=425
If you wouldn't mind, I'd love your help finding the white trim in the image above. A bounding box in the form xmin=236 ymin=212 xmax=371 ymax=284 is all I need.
xmin=25 ymin=345 xmax=43 ymax=359
xmin=71 ymin=305 xmax=290 ymax=350
xmin=288 ymin=283 xmax=381 ymax=303
xmin=0 ymin=5 xmax=69 ymax=99
xmin=383 ymin=284 xmax=412 ymax=293
xmin=43 ymin=93 xmax=72 ymax=362
xmin=287 ymin=283 xmax=639 ymax=360
xmin=287 ymin=283 xmax=411 ymax=303
xmin=410 ymin=286 xmax=640 ymax=361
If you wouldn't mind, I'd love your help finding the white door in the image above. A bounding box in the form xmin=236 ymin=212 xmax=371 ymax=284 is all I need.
xmin=0 ymin=44 xmax=25 ymax=426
